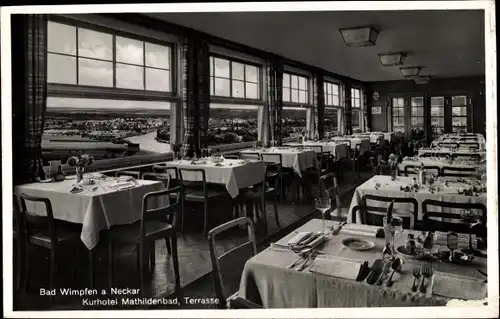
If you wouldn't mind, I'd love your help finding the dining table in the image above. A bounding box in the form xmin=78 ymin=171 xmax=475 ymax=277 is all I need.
xmin=166 ymin=158 xmax=266 ymax=198
xmin=285 ymin=141 xmax=351 ymax=160
xmin=238 ymin=219 xmax=487 ymax=308
xmin=418 ymin=147 xmax=486 ymax=158
xmin=398 ymin=157 xmax=486 ymax=176
xmin=330 ymin=136 xmax=371 ymax=156
xmin=355 ymin=133 xmax=385 ymax=144
xmin=14 ymin=174 xmax=168 ymax=250
xmin=347 ymin=175 xmax=487 ymax=223
xmin=240 ymin=147 xmax=318 ymax=177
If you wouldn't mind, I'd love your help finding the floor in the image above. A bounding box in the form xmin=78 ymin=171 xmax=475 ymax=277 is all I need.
xmin=13 ymin=163 xmax=374 ymax=311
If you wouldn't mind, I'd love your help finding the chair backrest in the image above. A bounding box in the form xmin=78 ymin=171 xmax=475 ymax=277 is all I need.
xmin=369 ymin=157 xmax=379 ymax=174
xmin=459 ymin=142 xmax=480 ymax=150
xmin=319 ymin=173 xmax=341 ymax=216
xmin=115 ymin=170 xmax=141 ymax=179
xmin=308 ymin=145 xmax=323 ymax=155
xmin=178 ymin=168 xmax=207 ymax=195
xmin=240 ymin=152 xmax=261 ymax=160
xmin=422 ymin=199 xmax=487 ymax=234
xmin=438 ymin=142 xmax=459 ymax=148
xmin=18 ymin=193 xmax=57 ymax=245
xmin=361 ymin=194 xmax=418 ymax=229
xmin=441 ymin=166 xmax=478 ymax=177
xmin=141 ymin=172 xmax=171 ymax=189
xmin=260 ymin=153 xmax=282 ymax=166
xmin=208 ymin=217 xmax=257 ymax=309
xmin=403 ymin=165 xmax=441 ymax=177
xmin=451 ymin=153 xmax=481 ymax=161
xmin=141 ymin=187 xmax=181 ymax=233
xmin=419 ymin=152 xmax=451 ymax=158
xmin=335 ymin=139 xmax=351 ymax=148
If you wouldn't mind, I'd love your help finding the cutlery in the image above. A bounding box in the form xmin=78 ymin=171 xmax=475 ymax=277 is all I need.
xmin=296 ymin=251 xmax=317 ymax=271
xmin=365 ymin=259 xmax=383 ymax=284
xmin=411 ymin=267 xmax=421 ymax=292
xmin=385 ymin=258 xmax=403 ymax=287
xmin=331 ymin=221 xmax=347 ymax=236
xmin=419 ymin=263 xmax=433 ymax=293
xmin=286 ymin=248 xmax=312 ymax=269
xmin=376 ymin=262 xmax=392 ymax=285
xmin=477 ymin=269 xmax=487 ymax=277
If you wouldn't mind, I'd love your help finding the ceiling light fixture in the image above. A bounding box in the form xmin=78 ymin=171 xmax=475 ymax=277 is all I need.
xmin=400 ymin=66 xmax=421 ymax=78
xmin=339 ymin=26 xmax=379 ymax=47
xmin=414 ymin=76 xmax=430 ymax=84
xmin=378 ymin=52 xmax=406 ymax=66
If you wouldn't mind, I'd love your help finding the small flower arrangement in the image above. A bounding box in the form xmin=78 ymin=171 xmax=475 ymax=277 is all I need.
xmin=388 ymin=153 xmax=399 ymax=170
xmin=67 ymin=154 xmax=94 ymax=168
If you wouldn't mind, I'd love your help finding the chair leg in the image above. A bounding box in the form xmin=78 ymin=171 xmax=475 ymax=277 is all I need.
xmin=88 ymin=250 xmax=95 ymax=289
xmin=107 ymin=241 xmax=114 ymax=288
xmin=274 ymin=192 xmax=280 ymax=229
xmin=261 ymin=197 xmax=268 ymax=235
xmin=22 ymin=241 xmax=29 ymax=293
xmin=15 ymin=239 xmax=23 ymax=292
xmin=149 ymin=242 xmax=156 ymax=271
xmin=171 ymin=235 xmax=181 ymax=298
xmin=203 ymin=202 xmax=209 ymax=236
xmin=165 ymin=238 xmax=172 ymax=255
xmin=49 ymin=249 xmax=57 ymax=302
xmin=180 ymin=197 xmax=185 ymax=234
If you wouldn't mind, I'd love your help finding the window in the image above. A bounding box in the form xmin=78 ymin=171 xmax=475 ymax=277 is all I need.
xmin=351 ymin=88 xmax=362 ymax=131
xmin=451 ymin=96 xmax=468 ymax=132
xmin=282 ymin=107 xmax=308 ymax=139
xmin=410 ymin=97 xmax=425 ymax=138
xmin=430 ymin=96 xmax=445 ymax=136
xmin=324 ymin=82 xmax=340 ymax=106
xmin=283 ymin=73 xmax=309 ymax=104
xmin=48 ymin=21 xmax=172 ymax=92
xmin=324 ymin=108 xmax=340 ymax=134
xmin=392 ymin=97 xmax=405 ymax=133
xmin=207 ymin=104 xmax=258 ymax=145
xmin=209 ymin=56 xmax=260 ymax=99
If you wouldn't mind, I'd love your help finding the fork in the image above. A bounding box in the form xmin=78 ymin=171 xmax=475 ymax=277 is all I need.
xmin=411 ymin=267 xmax=421 ymax=292
xmin=419 ymin=264 xmax=433 ymax=293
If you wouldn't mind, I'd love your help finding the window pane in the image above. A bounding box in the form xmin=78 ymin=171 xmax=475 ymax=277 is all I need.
xmin=44 ymin=97 xmax=173 ymax=157
xmin=291 ymin=75 xmax=298 ymax=89
xmin=214 ymin=77 xmax=230 ymax=96
xmin=232 ymin=62 xmax=244 ymax=81
xmin=298 ymin=90 xmax=307 ymax=103
xmin=245 ymin=65 xmax=258 ymax=83
xmin=452 ymin=117 xmax=463 ymax=126
xmin=431 ymin=106 xmax=444 ymax=117
xmin=214 ymin=58 xmax=230 ymax=78
xmin=78 ymin=28 xmax=112 ymax=60
xmin=283 ymin=74 xmax=290 ymax=88
xmin=299 ymin=77 xmax=307 ymax=90
xmin=210 ymin=77 xmax=215 ymax=95
xmin=431 ymin=96 xmax=445 ymax=106
xmin=411 ymin=117 xmax=424 ymax=126
xmin=282 ymin=107 xmax=307 ymax=138
xmin=145 ymin=68 xmax=170 ymax=91
xmin=411 ymin=107 xmax=424 ymax=117
xmin=324 ymin=83 xmax=329 ymax=94
xmin=47 ymin=53 xmax=76 ymax=84
xmin=48 ymin=22 xmax=76 ymax=55
xmin=232 ymin=80 xmax=245 ymax=98
xmin=208 ymin=104 xmax=258 ymax=145
xmin=282 ymin=88 xmax=290 ymax=102
xmin=116 ymin=36 xmax=144 ymax=65
xmin=291 ymin=89 xmax=299 ymax=103
xmin=245 ymin=82 xmax=258 ymax=99
xmin=325 ymin=94 xmax=331 ymax=106
xmin=332 ymin=95 xmax=339 ymax=106
xmin=332 ymin=84 xmax=339 ymax=94
xmin=452 ymin=96 xmax=467 ymax=106
xmin=78 ymin=58 xmax=113 ymax=87
xmin=324 ymin=108 xmax=339 ymax=133
xmin=116 ymin=63 xmax=144 ymax=89
xmin=431 ymin=117 xmax=444 ymax=127
xmin=411 ymin=97 xmax=424 ymax=107
xmin=145 ymin=42 xmax=170 ymax=69
xmin=452 ymin=106 xmax=467 ymax=116
xmin=210 ymin=57 xmax=214 ymax=76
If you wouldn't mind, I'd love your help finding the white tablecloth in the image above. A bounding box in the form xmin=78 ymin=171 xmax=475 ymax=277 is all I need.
xmin=330 ymin=137 xmax=371 ymax=156
xmin=167 ymin=159 xmax=265 ymax=198
xmin=286 ymin=142 xmax=350 ymax=160
xmin=347 ymin=175 xmax=486 ymax=223
xmin=239 ymin=219 xmax=486 ymax=308
xmin=15 ymin=178 xmax=167 ymax=250
xmin=240 ymin=148 xmax=317 ymax=177
xmin=418 ymin=148 xmax=486 ymax=158
xmin=398 ymin=158 xmax=485 ymax=176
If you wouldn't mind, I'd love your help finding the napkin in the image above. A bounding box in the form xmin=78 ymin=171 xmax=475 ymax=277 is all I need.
xmin=341 ymin=224 xmax=381 ymax=238
xmin=431 ymin=271 xmax=487 ymax=300
xmin=113 ymin=181 xmax=136 ymax=190
xmin=288 ymin=232 xmax=314 ymax=246
xmin=309 ymin=256 xmax=368 ymax=281
xmin=69 ymin=184 xmax=84 ymax=194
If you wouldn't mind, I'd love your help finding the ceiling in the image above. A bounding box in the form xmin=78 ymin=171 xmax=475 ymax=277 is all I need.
xmin=145 ymin=10 xmax=485 ymax=82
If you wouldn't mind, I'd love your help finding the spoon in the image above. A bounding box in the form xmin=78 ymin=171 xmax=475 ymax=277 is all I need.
xmin=330 ymin=221 xmax=347 ymax=236
xmin=385 ymin=258 xmax=403 ymax=287
xmin=287 ymin=248 xmax=313 ymax=269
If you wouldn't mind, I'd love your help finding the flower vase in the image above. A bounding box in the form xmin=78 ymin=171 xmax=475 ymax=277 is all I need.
xmin=390 ymin=168 xmax=397 ymax=181
xmin=76 ymin=167 xmax=85 ymax=184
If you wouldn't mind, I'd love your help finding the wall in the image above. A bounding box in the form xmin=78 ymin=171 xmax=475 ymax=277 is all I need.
xmin=368 ymin=76 xmax=486 ymax=136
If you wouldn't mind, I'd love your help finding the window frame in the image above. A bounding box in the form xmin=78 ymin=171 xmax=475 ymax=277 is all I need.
xmin=47 ymin=15 xmax=177 ymax=102
xmin=451 ymin=95 xmax=469 ymax=132
xmin=209 ymin=52 xmax=263 ymax=104
xmin=282 ymin=71 xmax=311 ymax=106
xmin=351 ymin=87 xmax=363 ymax=132
xmin=410 ymin=96 xmax=425 ymax=129
xmin=324 ymin=81 xmax=340 ymax=107
xmin=430 ymin=96 xmax=446 ymax=135
xmin=391 ymin=97 xmax=406 ymax=133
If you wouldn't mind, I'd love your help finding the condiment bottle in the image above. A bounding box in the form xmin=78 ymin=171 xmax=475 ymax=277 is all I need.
xmin=405 ymin=234 xmax=416 ymax=255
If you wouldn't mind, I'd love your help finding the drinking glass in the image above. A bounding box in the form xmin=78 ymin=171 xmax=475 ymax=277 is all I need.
xmin=315 ymin=197 xmax=331 ymax=234
xmin=460 ymin=209 xmax=482 ymax=256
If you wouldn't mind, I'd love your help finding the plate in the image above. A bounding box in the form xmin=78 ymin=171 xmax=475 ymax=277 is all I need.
xmin=39 ymin=178 xmax=53 ymax=183
xmin=341 ymin=238 xmax=375 ymax=251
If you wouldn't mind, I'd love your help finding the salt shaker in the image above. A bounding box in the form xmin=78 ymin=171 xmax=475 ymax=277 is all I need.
xmin=405 ymin=234 xmax=416 ymax=255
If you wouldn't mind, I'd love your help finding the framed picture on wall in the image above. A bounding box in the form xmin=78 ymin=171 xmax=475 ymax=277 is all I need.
xmin=372 ymin=106 xmax=382 ymax=114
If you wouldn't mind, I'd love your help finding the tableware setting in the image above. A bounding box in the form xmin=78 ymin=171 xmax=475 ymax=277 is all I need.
xmin=341 ymin=238 xmax=375 ymax=251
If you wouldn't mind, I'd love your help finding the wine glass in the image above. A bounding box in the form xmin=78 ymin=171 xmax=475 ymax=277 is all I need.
xmin=460 ymin=209 xmax=482 ymax=256
xmin=315 ymin=197 xmax=331 ymax=235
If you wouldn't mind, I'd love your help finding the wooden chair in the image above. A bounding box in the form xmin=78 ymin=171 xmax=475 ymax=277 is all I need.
xmin=208 ymin=217 xmax=257 ymax=309
xmin=107 ymin=187 xmax=181 ymax=296
xmin=317 ymin=173 xmax=343 ymax=221
xmin=369 ymin=156 xmax=379 ymax=175
xmin=451 ymin=153 xmax=481 ymax=161
xmin=178 ymin=168 xmax=228 ymax=235
xmin=360 ymin=194 xmax=418 ymax=229
xmin=141 ymin=172 xmax=171 ymax=188
xmin=438 ymin=142 xmax=459 ymax=148
xmin=115 ymin=170 xmax=141 ymax=179
xmin=260 ymin=153 xmax=291 ymax=204
xmin=17 ymin=194 xmax=84 ymax=296
xmin=245 ymin=163 xmax=281 ymax=232
xmin=422 ymin=199 xmax=486 ymax=235
xmin=441 ymin=166 xmax=478 ymax=178
xmin=403 ymin=165 xmax=441 ymax=177
xmin=13 ymin=194 xmax=24 ymax=292
xmin=419 ymin=152 xmax=452 ymax=158
xmin=239 ymin=152 xmax=261 ymax=161
xmin=459 ymin=142 xmax=480 ymax=150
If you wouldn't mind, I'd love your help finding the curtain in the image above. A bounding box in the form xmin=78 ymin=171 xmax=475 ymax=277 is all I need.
xmin=344 ymin=83 xmax=353 ymax=135
xmin=313 ymin=71 xmax=325 ymax=139
xmin=266 ymin=57 xmax=284 ymax=145
xmin=12 ymin=14 xmax=48 ymax=185
xmin=181 ymin=35 xmax=210 ymax=157
xmin=363 ymin=89 xmax=370 ymax=131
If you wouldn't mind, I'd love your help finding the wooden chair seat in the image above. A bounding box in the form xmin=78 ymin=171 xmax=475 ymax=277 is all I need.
xmin=184 ymin=188 xmax=227 ymax=201
xmin=29 ymin=228 xmax=81 ymax=248
xmin=108 ymin=221 xmax=173 ymax=243
xmin=245 ymin=186 xmax=276 ymax=199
